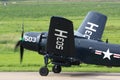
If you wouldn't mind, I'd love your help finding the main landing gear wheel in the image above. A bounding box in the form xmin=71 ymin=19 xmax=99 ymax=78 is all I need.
xmin=39 ymin=67 xmax=49 ymax=76
xmin=39 ymin=55 xmax=50 ymax=76
xmin=52 ymin=65 xmax=61 ymax=73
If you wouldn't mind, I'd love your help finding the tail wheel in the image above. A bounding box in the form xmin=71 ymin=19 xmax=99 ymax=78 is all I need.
xmin=39 ymin=67 xmax=49 ymax=76
xmin=52 ymin=65 xmax=61 ymax=73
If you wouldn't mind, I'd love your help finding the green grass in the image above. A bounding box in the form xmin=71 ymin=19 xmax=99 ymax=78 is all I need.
xmin=0 ymin=1 xmax=120 ymax=72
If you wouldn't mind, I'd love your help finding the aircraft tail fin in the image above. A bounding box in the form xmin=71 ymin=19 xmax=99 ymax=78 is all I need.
xmin=76 ymin=11 xmax=107 ymax=40
xmin=46 ymin=16 xmax=75 ymax=57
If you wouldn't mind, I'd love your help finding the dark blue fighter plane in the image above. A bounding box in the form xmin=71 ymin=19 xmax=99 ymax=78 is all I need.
xmin=15 ymin=11 xmax=120 ymax=76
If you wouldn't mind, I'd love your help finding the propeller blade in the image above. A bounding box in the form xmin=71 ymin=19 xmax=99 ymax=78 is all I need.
xmin=14 ymin=24 xmax=25 ymax=63
xmin=106 ymin=39 xmax=108 ymax=43
xmin=14 ymin=40 xmax=21 ymax=51
xmin=21 ymin=24 xmax=24 ymax=38
xmin=20 ymin=45 xmax=24 ymax=63
xmin=20 ymin=24 xmax=24 ymax=63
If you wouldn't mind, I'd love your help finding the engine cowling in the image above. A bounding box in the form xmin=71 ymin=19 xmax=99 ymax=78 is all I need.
xmin=22 ymin=32 xmax=41 ymax=51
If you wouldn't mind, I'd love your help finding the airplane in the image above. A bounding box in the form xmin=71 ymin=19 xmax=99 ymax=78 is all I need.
xmin=15 ymin=11 xmax=120 ymax=76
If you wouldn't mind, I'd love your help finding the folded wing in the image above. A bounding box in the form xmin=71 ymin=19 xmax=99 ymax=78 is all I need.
xmin=76 ymin=11 xmax=107 ymax=40
xmin=47 ymin=16 xmax=75 ymax=57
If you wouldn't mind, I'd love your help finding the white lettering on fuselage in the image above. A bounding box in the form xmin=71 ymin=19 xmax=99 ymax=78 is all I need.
xmin=54 ymin=29 xmax=68 ymax=50
xmin=83 ymin=22 xmax=99 ymax=39
xmin=24 ymin=35 xmax=37 ymax=43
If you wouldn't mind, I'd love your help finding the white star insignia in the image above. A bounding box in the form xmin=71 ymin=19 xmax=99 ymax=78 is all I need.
xmin=103 ymin=49 xmax=113 ymax=60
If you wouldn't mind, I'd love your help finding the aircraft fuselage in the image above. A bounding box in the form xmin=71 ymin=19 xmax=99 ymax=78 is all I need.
xmin=75 ymin=36 xmax=120 ymax=67
xmin=22 ymin=32 xmax=120 ymax=67
xmin=35 ymin=32 xmax=120 ymax=67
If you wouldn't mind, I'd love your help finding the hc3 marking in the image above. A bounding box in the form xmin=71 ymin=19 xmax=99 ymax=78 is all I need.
xmin=83 ymin=22 xmax=99 ymax=39
xmin=54 ymin=29 xmax=68 ymax=50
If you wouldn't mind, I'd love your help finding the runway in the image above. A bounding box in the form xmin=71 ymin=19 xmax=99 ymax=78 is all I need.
xmin=0 ymin=72 xmax=120 ymax=80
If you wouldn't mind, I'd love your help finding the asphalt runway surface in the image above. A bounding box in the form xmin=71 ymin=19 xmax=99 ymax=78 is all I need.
xmin=0 ymin=72 xmax=120 ymax=80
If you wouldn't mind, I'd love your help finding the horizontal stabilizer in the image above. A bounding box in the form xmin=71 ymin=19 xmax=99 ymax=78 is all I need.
xmin=47 ymin=16 xmax=75 ymax=57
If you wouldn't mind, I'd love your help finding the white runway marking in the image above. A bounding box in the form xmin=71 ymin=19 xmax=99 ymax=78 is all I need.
xmin=0 ymin=72 xmax=120 ymax=80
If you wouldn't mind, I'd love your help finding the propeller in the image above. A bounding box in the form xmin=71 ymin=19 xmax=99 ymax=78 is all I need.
xmin=14 ymin=24 xmax=24 ymax=63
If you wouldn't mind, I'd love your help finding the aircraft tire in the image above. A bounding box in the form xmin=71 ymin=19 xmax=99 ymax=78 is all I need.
xmin=52 ymin=65 xmax=61 ymax=73
xmin=39 ymin=67 xmax=49 ymax=76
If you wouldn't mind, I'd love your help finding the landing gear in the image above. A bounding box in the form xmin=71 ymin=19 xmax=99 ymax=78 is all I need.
xmin=39 ymin=54 xmax=63 ymax=76
xmin=52 ymin=65 xmax=61 ymax=73
xmin=39 ymin=55 xmax=49 ymax=76
xmin=39 ymin=67 xmax=49 ymax=76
